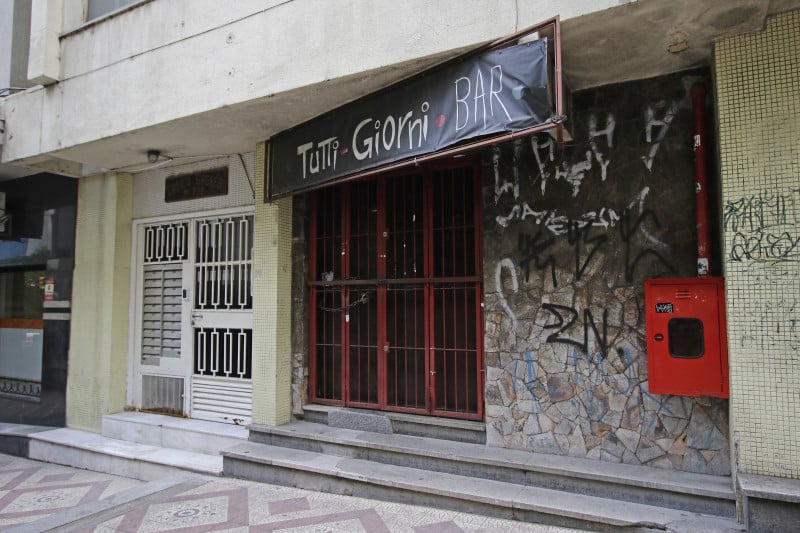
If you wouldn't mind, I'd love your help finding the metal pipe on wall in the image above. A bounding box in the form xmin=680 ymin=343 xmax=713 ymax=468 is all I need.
xmin=692 ymin=83 xmax=711 ymax=276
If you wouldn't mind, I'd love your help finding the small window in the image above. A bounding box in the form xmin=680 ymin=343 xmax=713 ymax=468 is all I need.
xmin=668 ymin=318 xmax=705 ymax=359
xmin=87 ymin=0 xmax=142 ymax=21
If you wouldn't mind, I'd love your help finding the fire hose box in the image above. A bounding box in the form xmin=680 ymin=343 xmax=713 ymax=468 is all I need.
xmin=645 ymin=277 xmax=729 ymax=398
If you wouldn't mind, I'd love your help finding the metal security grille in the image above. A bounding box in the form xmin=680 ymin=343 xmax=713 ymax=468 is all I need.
xmin=309 ymin=160 xmax=483 ymax=420
xmin=195 ymin=215 xmax=253 ymax=310
xmin=143 ymin=222 xmax=188 ymax=263
xmin=141 ymin=374 xmax=184 ymax=415
xmin=141 ymin=264 xmax=182 ymax=362
xmin=137 ymin=211 xmax=254 ymax=425
xmin=194 ymin=327 xmax=252 ymax=378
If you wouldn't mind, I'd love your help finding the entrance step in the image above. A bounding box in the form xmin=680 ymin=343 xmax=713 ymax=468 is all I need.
xmin=12 ymin=413 xmax=249 ymax=481
xmin=27 ymin=427 xmax=223 ymax=480
xmin=0 ymin=423 xmax=57 ymax=457
xmin=301 ymin=405 xmax=486 ymax=444
xmin=224 ymin=419 xmax=740 ymax=531
xmin=101 ymin=411 xmax=248 ymax=455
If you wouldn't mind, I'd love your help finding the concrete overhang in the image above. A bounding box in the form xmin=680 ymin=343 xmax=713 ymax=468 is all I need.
xmin=561 ymin=0 xmax=800 ymax=90
xmin=1 ymin=0 xmax=798 ymax=179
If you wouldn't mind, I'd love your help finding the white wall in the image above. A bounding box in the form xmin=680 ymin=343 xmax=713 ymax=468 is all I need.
xmin=2 ymin=0 xmax=623 ymax=173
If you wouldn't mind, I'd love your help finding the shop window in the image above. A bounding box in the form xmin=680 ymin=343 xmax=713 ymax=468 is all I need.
xmin=0 ymin=268 xmax=45 ymax=398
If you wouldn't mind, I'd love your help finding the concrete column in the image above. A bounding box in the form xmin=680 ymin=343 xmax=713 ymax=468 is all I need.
xmin=251 ymin=143 xmax=293 ymax=426
xmin=66 ymin=172 xmax=132 ymax=432
xmin=27 ymin=0 xmax=61 ymax=85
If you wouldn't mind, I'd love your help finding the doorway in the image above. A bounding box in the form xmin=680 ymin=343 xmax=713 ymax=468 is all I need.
xmin=132 ymin=210 xmax=254 ymax=425
xmin=309 ymin=160 xmax=483 ymax=420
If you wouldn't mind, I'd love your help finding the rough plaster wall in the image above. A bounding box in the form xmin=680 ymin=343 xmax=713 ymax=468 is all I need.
xmin=716 ymin=10 xmax=800 ymax=478
xmin=67 ymin=173 xmax=132 ymax=432
xmin=290 ymin=194 xmax=309 ymax=417
xmin=132 ymin=154 xmax=255 ymax=219
xmin=251 ymin=143 xmax=293 ymax=426
xmin=483 ymin=71 xmax=730 ymax=475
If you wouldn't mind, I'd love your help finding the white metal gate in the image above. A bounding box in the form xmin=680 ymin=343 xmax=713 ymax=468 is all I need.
xmin=133 ymin=211 xmax=254 ymax=425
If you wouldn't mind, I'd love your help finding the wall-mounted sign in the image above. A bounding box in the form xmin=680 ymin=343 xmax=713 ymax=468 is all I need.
xmin=43 ymin=277 xmax=55 ymax=301
xmin=269 ymin=39 xmax=551 ymax=198
xmin=165 ymin=169 xmax=228 ymax=203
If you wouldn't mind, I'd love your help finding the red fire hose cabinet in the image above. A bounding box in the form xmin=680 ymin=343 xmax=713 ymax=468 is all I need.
xmin=644 ymin=277 xmax=729 ymax=398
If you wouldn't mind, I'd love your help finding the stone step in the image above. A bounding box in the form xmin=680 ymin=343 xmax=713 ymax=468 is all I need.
xmin=102 ymin=411 xmax=248 ymax=455
xmin=0 ymin=423 xmax=57 ymax=457
xmin=223 ymin=441 xmax=743 ymax=533
xmin=248 ymin=420 xmax=735 ymax=517
xmin=28 ymin=427 xmax=222 ymax=480
xmin=302 ymin=405 xmax=486 ymax=444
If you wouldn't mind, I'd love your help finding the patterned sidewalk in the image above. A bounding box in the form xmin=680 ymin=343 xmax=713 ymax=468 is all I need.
xmin=0 ymin=453 xmax=588 ymax=532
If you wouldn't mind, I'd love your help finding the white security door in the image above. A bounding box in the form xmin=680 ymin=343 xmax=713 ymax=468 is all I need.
xmin=133 ymin=212 xmax=253 ymax=424
xmin=190 ymin=214 xmax=253 ymax=425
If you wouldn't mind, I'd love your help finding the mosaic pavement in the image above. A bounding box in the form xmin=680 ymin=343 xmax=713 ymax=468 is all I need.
xmin=0 ymin=453 xmax=589 ymax=532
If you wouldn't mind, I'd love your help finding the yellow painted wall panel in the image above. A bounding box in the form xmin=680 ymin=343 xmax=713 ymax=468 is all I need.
xmin=716 ymin=10 xmax=800 ymax=478
xmin=66 ymin=173 xmax=132 ymax=432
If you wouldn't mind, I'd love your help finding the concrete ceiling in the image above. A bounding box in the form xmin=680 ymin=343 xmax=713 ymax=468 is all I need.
xmin=560 ymin=0 xmax=800 ymax=90
xmin=3 ymin=0 xmax=800 ymax=179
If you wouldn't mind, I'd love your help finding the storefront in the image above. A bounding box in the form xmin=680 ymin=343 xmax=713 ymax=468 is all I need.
xmin=277 ymin=46 xmax=731 ymax=475
xmin=0 ymin=174 xmax=77 ymax=426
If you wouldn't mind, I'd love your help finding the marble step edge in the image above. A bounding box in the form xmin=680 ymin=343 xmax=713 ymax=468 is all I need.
xmin=249 ymin=420 xmax=734 ymax=501
xmin=223 ymin=441 xmax=742 ymax=532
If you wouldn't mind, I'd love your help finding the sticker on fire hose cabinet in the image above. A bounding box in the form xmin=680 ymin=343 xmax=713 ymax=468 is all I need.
xmin=655 ymin=303 xmax=674 ymax=313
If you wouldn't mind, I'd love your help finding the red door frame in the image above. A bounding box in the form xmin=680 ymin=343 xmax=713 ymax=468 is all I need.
xmin=308 ymin=157 xmax=484 ymax=420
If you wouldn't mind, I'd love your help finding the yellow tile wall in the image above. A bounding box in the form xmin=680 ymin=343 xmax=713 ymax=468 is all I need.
xmin=66 ymin=173 xmax=133 ymax=432
xmin=715 ymin=10 xmax=800 ymax=478
xmin=251 ymin=142 xmax=294 ymax=425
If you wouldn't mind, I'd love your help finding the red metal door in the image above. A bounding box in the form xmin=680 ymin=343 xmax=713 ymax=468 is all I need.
xmin=309 ymin=160 xmax=483 ymax=420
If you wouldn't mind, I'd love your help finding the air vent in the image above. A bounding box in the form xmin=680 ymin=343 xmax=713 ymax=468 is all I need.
xmin=675 ymin=289 xmax=693 ymax=299
xmin=141 ymin=375 xmax=184 ymax=416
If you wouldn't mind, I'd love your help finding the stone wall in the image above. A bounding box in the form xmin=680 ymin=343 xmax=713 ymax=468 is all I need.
xmin=482 ymin=70 xmax=730 ymax=475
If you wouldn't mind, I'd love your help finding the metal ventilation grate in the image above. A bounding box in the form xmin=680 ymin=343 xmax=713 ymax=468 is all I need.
xmin=141 ymin=375 xmax=184 ymax=416
xmin=675 ymin=289 xmax=693 ymax=299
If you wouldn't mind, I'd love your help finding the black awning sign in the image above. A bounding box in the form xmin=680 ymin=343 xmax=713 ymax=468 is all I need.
xmin=269 ymin=39 xmax=550 ymax=198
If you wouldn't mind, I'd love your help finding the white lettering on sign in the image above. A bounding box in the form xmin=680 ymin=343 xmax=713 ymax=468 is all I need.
xmin=352 ymin=102 xmax=430 ymax=162
xmin=455 ymin=64 xmax=512 ymax=131
xmin=297 ymin=136 xmax=339 ymax=180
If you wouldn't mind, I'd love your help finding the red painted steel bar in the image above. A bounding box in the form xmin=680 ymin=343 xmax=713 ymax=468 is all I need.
xmin=692 ymin=83 xmax=711 ymax=276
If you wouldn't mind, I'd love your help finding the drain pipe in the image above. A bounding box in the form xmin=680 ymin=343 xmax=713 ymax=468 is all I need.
xmin=692 ymin=83 xmax=711 ymax=276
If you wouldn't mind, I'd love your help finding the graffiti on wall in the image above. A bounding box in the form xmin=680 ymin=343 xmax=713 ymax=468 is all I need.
xmin=724 ymin=189 xmax=800 ymax=263
xmin=484 ymin=73 xmax=730 ymax=475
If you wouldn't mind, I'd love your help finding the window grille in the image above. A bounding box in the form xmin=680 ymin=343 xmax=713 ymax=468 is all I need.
xmin=194 ymin=327 xmax=252 ymax=379
xmin=195 ymin=215 xmax=253 ymax=311
xmin=143 ymin=222 xmax=188 ymax=263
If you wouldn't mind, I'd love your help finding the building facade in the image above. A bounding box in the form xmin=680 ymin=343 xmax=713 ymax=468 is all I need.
xmin=0 ymin=0 xmax=798 ymax=526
